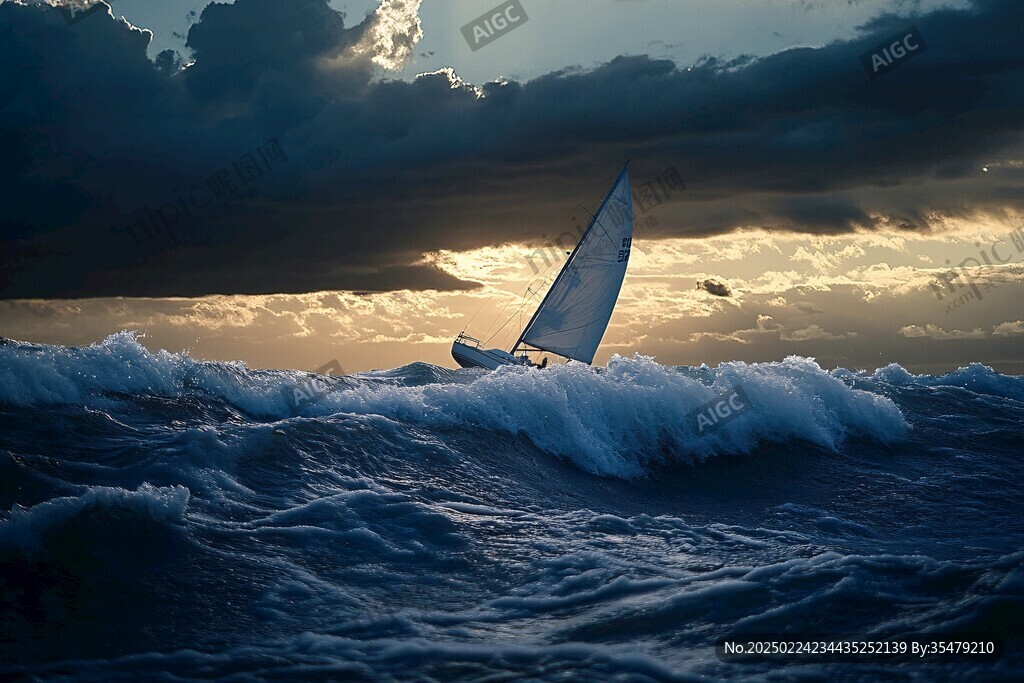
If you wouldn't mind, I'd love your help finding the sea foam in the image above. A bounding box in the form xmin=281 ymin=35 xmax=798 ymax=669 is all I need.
xmin=311 ymin=354 xmax=908 ymax=477
xmin=0 ymin=333 xmax=916 ymax=477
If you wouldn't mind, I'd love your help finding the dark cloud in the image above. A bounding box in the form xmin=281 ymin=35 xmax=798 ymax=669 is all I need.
xmin=697 ymin=279 xmax=732 ymax=297
xmin=1 ymin=0 xmax=1023 ymax=298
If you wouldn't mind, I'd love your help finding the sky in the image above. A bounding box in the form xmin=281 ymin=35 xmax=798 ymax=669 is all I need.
xmin=0 ymin=0 xmax=1022 ymax=374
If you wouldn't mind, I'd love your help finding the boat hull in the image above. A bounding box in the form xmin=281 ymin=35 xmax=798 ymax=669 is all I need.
xmin=451 ymin=341 xmax=520 ymax=370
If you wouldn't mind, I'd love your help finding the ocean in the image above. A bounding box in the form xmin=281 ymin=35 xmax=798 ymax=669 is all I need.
xmin=1 ymin=332 xmax=1021 ymax=681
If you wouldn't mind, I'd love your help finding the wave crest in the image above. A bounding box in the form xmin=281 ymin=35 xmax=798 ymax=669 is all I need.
xmin=313 ymin=354 xmax=908 ymax=477
xmin=0 ymin=334 xmax=923 ymax=477
xmin=0 ymin=483 xmax=190 ymax=553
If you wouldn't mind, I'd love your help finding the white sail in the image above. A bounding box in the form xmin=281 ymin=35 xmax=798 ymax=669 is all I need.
xmin=516 ymin=165 xmax=633 ymax=364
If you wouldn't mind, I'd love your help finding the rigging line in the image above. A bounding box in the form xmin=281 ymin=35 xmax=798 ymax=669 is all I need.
xmin=479 ymin=259 xmax=557 ymax=341
xmin=485 ymin=285 xmax=546 ymax=346
xmin=491 ymin=234 xmax=587 ymax=345
xmin=481 ymin=228 xmax=579 ymax=344
xmin=515 ymin=216 xmax=591 ymax=298
xmin=463 ymin=290 xmax=496 ymax=331
xmin=486 ymin=304 xmax=526 ymax=348
xmin=481 ymin=267 xmax=554 ymax=342
xmin=465 ymin=199 xmax=591 ymax=339
xmin=502 ymin=290 xmax=543 ymax=348
xmin=478 ymin=214 xmax=588 ymax=341
xmin=481 ymin=181 xmax=603 ymax=344
xmin=478 ymin=287 xmax=515 ymax=340
xmin=481 ymin=277 xmax=542 ymax=344
xmin=486 ymin=286 xmax=544 ymax=347
xmin=475 ymin=242 xmax=580 ymax=335
xmin=513 ymin=162 xmax=629 ymax=354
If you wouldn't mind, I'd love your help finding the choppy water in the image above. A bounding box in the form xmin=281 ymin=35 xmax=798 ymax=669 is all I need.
xmin=1 ymin=332 xmax=1021 ymax=681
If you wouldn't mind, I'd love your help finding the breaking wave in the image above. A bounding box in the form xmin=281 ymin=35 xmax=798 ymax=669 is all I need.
xmin=0 ymin=332 xmax=913 ymax=477
xmin=1 ymin=333 xmax=1021 ymax=680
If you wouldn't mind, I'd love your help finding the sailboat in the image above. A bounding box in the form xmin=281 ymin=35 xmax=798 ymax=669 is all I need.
xmin=451 ymin=162 xmax=634 ymax=370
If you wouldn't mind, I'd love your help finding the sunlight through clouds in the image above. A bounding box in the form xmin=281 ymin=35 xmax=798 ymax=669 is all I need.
xmin=2 ymin=215 xmax=1021 ymax=373
xmin=350 ymin=0 xmax=423 ymax=69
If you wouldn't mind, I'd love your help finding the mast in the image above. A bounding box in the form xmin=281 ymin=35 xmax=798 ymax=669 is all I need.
xmin=512 ymin=160 xmax=630 ymax=359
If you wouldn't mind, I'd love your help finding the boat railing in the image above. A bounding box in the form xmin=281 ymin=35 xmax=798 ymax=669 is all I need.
xmin=455 ymin=332 xmax=482 ymax=348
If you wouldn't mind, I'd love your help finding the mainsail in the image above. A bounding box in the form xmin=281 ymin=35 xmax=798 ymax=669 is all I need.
xmin=513 ymin=164 xmax=633 ymax=364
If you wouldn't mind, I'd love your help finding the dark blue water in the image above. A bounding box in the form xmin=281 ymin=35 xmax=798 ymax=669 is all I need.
xmin=1 ymin=333 xmax=1021 ymax=681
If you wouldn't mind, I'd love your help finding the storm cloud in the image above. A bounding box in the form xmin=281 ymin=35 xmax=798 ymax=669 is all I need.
xmin=1 ymin=0 xmax=1023 ymax=298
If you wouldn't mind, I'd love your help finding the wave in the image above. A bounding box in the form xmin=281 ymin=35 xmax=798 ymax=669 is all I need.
xmin=0 ymin=331 xmax=293 ymax=415
xmin=860 ymin=362 xmax=1024 ymax=401
xmin=4 ymin=331 xmax=999 ymax=478
xmin=306 ymin=354 xmax=907 ymax=477
xmin=0 ymin=335 xmax=1020 ymax=679
xmin=0 ymin=483 xmax=189 ymax=554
